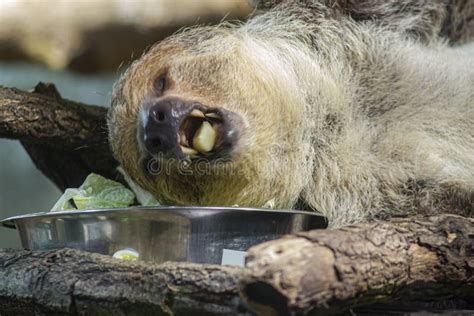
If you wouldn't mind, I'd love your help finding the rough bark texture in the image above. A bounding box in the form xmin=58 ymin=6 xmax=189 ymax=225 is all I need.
xmin=240 ymin=214 xmax=474 ymax=315
xmin=0 ymin=83 xmax=118 ymax=190
xmin=0 ymin=215 xmax=472 ymax=315
xmin=0 ymin=248 xmax=247 ymax=315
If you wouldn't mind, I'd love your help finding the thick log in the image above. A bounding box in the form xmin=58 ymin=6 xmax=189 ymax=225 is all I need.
xmin=240 ymin=214 xmax=474 ymax=315
xmin=0 ymin=83 xmax=118 ymax=190
xmin=0 ymin=215 xmax=471 ymax=315
xmin=0 ymin=248 xmax=248 ymax=315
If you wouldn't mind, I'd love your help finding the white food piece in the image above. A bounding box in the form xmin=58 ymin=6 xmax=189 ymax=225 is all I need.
xmin=263 ymin=198 xmax=276 ymax=209
xmin=190 ymin=109 xmax=205 ymax=118
xmin=117 ymin=166 xmax=160 ymax=206
xmin=181 ymin=145 xmax=199 ymax=155
xmin=205 ymin=112 xmax=221 ymax=119
xmin=113 ymin=248 xmax=139 ymax=261
xmin=179 ymin=133 xmax=189 ymax=147
xmin=193 ymin=121 xmax=216 ymax=153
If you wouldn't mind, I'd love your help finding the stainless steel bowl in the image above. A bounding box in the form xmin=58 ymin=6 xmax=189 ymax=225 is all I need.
xmin=0 ymin=206 xmax=326 ymax=265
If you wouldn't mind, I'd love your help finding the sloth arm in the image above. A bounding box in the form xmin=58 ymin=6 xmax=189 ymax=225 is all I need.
xmin=250 ymin=0 xmax=474 ymax=45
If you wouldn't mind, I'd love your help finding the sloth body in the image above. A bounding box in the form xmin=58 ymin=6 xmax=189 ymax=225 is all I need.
xmin=109 ymin=1 xmax=474 ymax=228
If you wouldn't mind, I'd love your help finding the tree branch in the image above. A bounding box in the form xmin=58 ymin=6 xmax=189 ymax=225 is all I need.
xmin=0 ymin=215 xmax=471 ymax=315
xmin=239 ymin=214 xmax=474 ymax=315
xmin=0 ymin=248 xmax=247 ymax=315
xmin=0 ymin=83 xmax=118 ymax=189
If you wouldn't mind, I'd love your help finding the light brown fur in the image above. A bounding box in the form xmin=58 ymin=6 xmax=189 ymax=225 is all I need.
xmin=109 ymin=0 xmax=474 ymax=227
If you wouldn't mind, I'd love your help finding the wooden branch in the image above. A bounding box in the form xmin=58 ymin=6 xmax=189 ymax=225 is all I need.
xmin=0 ymin=83 xmax=118 ymax=189
xmin=239 ymin=214 xmax=474 ymax=315
xmin=0 ymin=83 xmax=105 ymax=144
xmin=0 ymin=215 xmax=471 ymax=315
xmin=0 ymin=248 xmax=248 ymax=315
xmin=0 ymin=87 xmax=472 ymax=314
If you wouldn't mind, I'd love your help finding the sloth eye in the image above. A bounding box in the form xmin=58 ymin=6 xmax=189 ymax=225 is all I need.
xmin=154 ymin=75 xmax=167 ymax=95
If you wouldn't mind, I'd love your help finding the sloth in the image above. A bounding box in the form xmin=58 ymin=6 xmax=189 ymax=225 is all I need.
xmin=108 ymin=0 xmax=474 ymax=228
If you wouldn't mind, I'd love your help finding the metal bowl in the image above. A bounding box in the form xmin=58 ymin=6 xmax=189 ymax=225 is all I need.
xmin=0 ymin=206 xmax=326 ymax=265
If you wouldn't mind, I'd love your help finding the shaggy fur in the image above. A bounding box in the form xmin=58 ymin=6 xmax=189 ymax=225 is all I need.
xmin=108 ymin=0 xmax=474 ymax=228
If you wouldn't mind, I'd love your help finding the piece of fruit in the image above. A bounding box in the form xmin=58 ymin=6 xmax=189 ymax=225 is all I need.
xmin=190 ymin=109 xmax=205 ymax=118
xmin=113 ymin=248 xmax=139 ymax=261
xmin=181 ymin=145 xmax=199 ymax=155
xmin=193 ymin=121 xmax=216 ymax=153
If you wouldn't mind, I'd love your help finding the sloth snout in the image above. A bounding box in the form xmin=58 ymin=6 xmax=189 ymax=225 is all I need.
xmin=138 ymin=97 xmax=244 ymax=164
xmin=142 ymin=98 xmax=181 ymax=155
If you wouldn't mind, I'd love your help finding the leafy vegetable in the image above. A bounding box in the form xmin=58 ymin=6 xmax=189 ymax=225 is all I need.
xmin=50 ymin=188 xmax=82 ymax=211
xmin=50 ymin=173 xmax=135 ymax=212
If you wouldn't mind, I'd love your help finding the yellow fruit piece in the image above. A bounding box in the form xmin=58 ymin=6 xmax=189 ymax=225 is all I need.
xmin=113 ymin=249 xmax=139 ymax=261
xmin=193 ymin=121 xmax=216 ymax=153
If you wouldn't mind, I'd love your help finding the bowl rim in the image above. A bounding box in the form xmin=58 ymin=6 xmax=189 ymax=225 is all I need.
xmin=0 ymin=206 xmax=325 ymax=229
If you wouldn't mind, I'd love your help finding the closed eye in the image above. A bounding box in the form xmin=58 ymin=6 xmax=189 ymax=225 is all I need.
xmin=154 ymin=74 xmax=167 ymax=96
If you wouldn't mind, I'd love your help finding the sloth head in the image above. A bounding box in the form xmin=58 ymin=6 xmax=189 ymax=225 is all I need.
xmin=108 ymin=21 xmax=323 ymax=208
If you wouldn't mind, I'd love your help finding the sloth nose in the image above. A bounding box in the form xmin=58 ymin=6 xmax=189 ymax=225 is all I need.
xmin=142 ymin=98 xmax=183 ymax=155
xmin=139 ymin=96 xmax=244 ymax=162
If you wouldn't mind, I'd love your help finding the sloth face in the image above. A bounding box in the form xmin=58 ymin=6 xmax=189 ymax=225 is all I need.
xmin=108 ymin=26 xmax=309 ymax=207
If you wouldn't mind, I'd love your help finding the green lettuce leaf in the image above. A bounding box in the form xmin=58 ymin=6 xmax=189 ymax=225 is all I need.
xmin=50 ymin=173 xmax=135 ymax=212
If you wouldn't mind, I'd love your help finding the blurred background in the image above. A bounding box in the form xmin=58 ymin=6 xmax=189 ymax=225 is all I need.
xmin=0 ymin=0 xmax=252 ymax=248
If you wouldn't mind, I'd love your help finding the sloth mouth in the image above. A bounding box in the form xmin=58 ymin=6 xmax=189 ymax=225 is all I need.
xmin=139 ymin=96 xmax=244 ymax=166
xmin=178 ymin=108 xmax=225 ymax=158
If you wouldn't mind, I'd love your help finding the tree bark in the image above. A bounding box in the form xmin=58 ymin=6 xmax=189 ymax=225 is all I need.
xmin=0 ymin=248 xmax=247 ymax=315
xmin=0 ymin=83 xmax=118 ymax=190
xmin=0 ymin=215 xmax=472 ymax=315
xmin=240 ymin=214 xmax=474 ymax=315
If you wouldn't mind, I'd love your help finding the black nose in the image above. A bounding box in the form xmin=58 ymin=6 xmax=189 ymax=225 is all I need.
xmin=139 ymin=96 xmax=244 ymax=162
xmin=142 ymin=98 xmax=186 ymax=156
